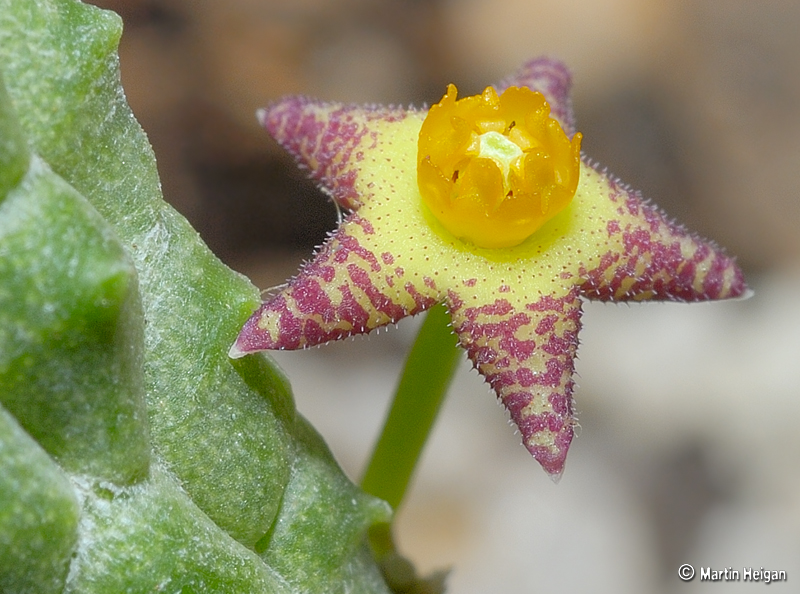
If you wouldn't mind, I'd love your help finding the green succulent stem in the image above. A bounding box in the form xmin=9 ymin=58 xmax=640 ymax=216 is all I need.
xmin=361 ymin=304 xmax=458 ymax=593
xmin=360 ymin=302 xmax=460 ymax=512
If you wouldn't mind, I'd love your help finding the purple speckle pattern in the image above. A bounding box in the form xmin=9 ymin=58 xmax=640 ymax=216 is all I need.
xmin=447 ymin=288 xmax=581 ymax=476
xmin=260 ymin=98 xmax=408 ymax=210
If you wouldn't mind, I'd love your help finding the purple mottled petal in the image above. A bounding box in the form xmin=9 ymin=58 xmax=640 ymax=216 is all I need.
xmin=259 ymin=98 xmax=410 ymax=211
xmin=579 ymin=166 xmax=748 ymax=303
xmin=231 ymin=214 xmax=439 ymax=356
xmin=446 ymin=287 xmax=582 ymax=478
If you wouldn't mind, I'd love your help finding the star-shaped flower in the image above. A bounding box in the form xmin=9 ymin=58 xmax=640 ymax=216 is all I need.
xmin=230 ymin=57 xmax=747 ymax=477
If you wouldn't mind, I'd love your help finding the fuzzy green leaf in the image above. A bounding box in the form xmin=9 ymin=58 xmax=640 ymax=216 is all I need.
xmin=0 ymin=154 xmax=149 ymax=484
xmin=260 ymin=416 xmax=393 ymax=593
xmin=0 ymin=407 xmax=80 ymax=594
xmin=0 ymin=71 xmax=27 ymax=202
xmin=0 ymin=0 xmax=392 ymax=591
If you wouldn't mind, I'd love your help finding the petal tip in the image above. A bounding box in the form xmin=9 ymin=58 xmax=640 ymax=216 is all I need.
xmin=530 ymin=446 xmax=569 ymax=480
xmin=230 ymin=305 xmax=282 ymax=356
xmin=546 ymin=466 xmax=565 ymax=484
xmin=523 ymin=423 xmax=573 ymax=479
xmin=228 ymin=339 xmax=248 ymax=360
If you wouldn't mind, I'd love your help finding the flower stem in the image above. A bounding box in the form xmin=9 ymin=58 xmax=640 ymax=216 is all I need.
xmin=360 ymin=302 xmax=460 ymax=511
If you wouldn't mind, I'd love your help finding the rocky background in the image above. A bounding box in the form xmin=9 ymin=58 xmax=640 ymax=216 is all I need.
xmin=90 ymin=1 xmax=800 ymax=592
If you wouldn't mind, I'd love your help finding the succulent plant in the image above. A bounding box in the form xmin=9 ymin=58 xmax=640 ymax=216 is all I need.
xmin=0 ymin=1 xmax=391 ymax=592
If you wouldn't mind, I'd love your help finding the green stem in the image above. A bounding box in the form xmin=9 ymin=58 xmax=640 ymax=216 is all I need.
xmin=360 ymin=302 xmax=460 ymax=512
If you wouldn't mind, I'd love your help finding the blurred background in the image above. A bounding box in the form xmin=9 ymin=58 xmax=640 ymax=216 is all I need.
xmin=90 ymin=0 xmax=800 ymax=591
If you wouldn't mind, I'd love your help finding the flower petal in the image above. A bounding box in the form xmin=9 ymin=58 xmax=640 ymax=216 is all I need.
xmin=576 ymin=164 xmax=748 ymax=302
xmin=446 ymin=286 xmax=582 ymax=478
xmin=231 ymin=214 xmax=439 ymax=356
xmin=259 ymin=97 xmax=412 ymax=211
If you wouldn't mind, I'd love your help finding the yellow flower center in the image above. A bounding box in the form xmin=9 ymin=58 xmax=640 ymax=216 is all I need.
xmin=417 ymin=84 xmax=583 ymax=248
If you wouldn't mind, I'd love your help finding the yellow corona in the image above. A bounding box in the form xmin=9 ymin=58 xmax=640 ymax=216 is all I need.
xmin=417 ymin=84 xmax=582 ymax=248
